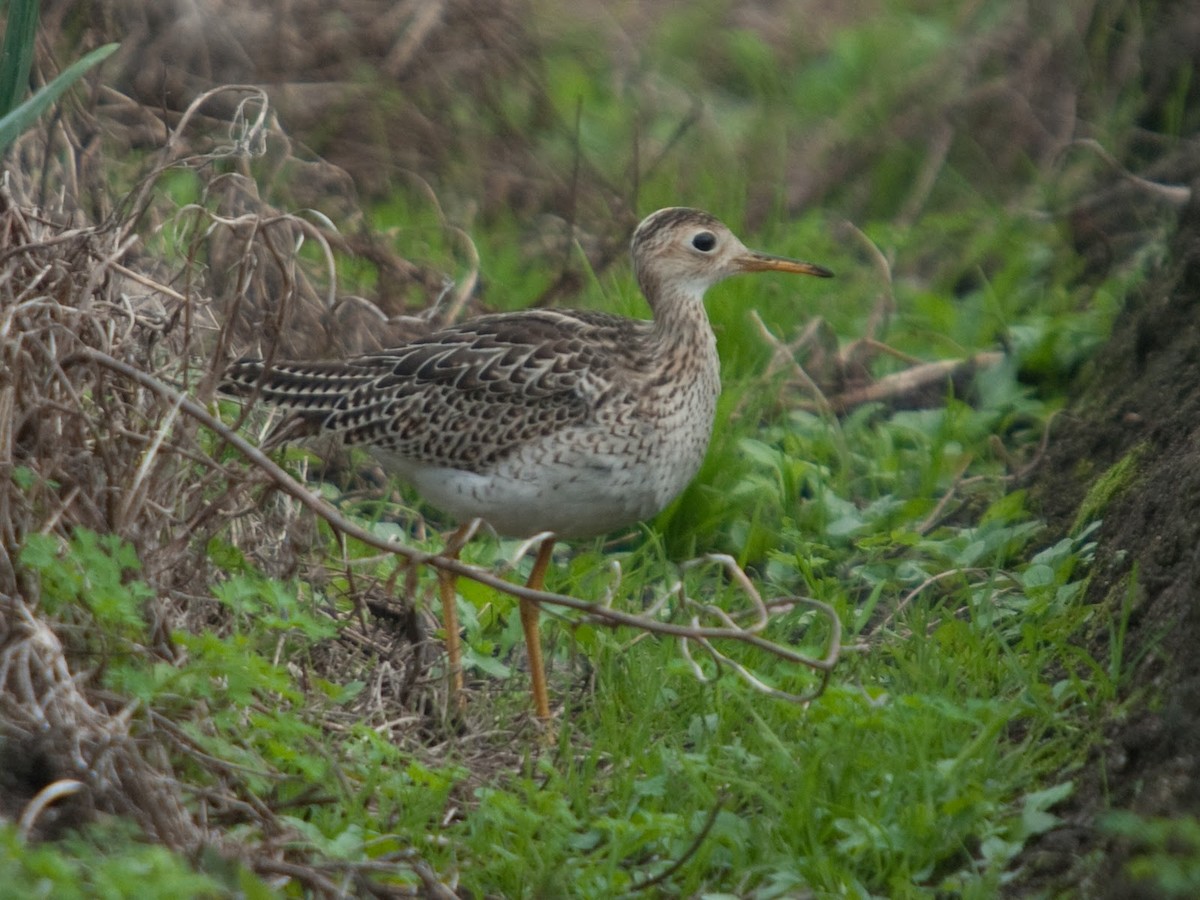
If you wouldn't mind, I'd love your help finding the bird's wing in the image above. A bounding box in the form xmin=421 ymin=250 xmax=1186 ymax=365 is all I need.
xmin=221 ymin=309 xmax=650 ymax=471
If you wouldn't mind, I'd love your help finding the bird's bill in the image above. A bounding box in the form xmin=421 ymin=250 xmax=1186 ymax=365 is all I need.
xmin=736 ymin=252 xmax=834 ymax=278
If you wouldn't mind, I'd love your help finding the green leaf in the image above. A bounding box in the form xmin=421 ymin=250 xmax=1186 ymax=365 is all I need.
xmin=464 ymin=644 xmax=512 ymax=677
xmin=0 ymin=42 xmax=119 ymax=153
xmin=17 ymin=531 xmax=59 ymax=571
xmin=1020 ymin=781 xmax=1074 ymax=838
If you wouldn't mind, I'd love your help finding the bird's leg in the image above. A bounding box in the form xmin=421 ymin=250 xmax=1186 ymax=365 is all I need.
xmin=437 ymin=522 xmax=476 ymax=713
xmin=521 ymin=537 xmax=556 ymax=721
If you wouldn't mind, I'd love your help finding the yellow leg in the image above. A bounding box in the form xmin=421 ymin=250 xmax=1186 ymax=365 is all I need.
xmin=521 ymin=538 xmax=555 ymax=721
xmin=437 ymin=524 xmax=473 ymax=713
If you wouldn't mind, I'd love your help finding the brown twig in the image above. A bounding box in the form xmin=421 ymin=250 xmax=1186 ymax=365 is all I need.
xmin=627 ymin=791 xmax=725 ymax=893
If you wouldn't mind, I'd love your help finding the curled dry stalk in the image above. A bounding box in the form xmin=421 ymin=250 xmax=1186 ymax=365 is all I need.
xmin=67 ymin=346 xmax=842 ymax=704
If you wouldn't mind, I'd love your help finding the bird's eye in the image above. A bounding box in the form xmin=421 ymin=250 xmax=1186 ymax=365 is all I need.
xmin=691 ymin=231 xmax=717 ymax=252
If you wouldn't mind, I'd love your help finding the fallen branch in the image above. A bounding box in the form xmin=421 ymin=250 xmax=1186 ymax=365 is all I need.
xmin=813 ymin=352 xmax=1005 ymax=414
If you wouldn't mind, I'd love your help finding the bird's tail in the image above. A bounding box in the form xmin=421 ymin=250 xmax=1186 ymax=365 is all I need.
xmin=220 ymin=357 xmax=408 ymax=451
xmin=219 ymin=357 xmax=393 ymax=414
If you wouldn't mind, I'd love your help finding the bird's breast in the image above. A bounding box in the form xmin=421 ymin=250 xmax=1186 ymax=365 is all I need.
xmin=373 ymin=359 xmax=721 ymax=539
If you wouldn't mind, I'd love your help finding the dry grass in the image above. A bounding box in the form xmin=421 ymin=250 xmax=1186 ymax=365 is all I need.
xmin=56 ymin=0 xmax=638 ymax=264
xmin=0 ymin=65 xmax=480 ymax=888
xmin=0 ymin=139 xmax=212 ymax=856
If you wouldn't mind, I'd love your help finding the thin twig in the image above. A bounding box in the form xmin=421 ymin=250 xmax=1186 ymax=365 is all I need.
xmin=17 ymin=779 xmax=85 ymax=839
xmin=65 ymin=347 xmax=842 ymax=699
xmin=626 ymin=791 xmax=725 ymax=894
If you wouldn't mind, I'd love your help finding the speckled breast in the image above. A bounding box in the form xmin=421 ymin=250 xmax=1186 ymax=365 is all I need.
xmin=379 ymin=353 xmax=721 ymax=539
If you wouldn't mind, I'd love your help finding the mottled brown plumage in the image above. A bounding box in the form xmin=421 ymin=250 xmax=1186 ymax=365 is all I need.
xmin=221 ymin=207 xmax=832 ymax=720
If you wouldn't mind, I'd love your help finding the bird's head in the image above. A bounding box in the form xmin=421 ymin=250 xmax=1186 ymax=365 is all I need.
xmin=630 ymin=207 xmax=832 ymax=306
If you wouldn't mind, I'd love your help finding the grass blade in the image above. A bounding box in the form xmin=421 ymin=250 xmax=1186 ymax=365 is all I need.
xmin=0 ymin=0 xmax=39 ymax=115
xmin=0 ymin=42 xmax=118 ymax=153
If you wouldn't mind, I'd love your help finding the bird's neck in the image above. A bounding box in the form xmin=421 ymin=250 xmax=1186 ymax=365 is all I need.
xmin=640 ymin=279 xmax=722 ymax=471
xmin=643 ymin=279 xmax=720 ymax=380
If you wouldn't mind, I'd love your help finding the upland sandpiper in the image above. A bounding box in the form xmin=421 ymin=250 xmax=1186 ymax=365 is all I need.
xmin=221 ymin=207 xmax=832 ymax=721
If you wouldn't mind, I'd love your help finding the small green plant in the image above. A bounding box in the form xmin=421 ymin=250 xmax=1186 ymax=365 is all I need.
xmin=20 ymin=529 xmax=154 ymax=636
xmin=1102 ymin=811 xmax=1200 ymax=897
xmin=1072 ymin=444 xmax=1146 ymax=535
xmin=0 ymin=821 xmax=239 ymax=899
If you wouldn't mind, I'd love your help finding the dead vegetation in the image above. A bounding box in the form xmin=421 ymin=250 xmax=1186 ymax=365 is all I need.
xmin=0 ymin=60 xmax=492 ymax=886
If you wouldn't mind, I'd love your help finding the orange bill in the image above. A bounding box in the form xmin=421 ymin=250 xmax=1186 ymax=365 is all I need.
xmin=736 ymin=251 xmax=834 ymax=278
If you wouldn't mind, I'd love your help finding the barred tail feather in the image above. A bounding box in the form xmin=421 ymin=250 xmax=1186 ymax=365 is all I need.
xmin=219 ymin=357 xmax=408 ymax=448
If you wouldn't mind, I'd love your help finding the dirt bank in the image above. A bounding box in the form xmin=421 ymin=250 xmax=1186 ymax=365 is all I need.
xmin=1020 ymin=182 xmax=1200 ymax=896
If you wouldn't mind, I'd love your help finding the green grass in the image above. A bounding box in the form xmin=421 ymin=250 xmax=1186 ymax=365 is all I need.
xmin=0 ymin=823 xmax=233 ymax=899
xmin=1102 ymin=812 xmax=1200 ymax=897
xmin=11 ymin=0 xmax=1163 ymax=896
xmin=0 ymin=0 xmax=118 ymax=153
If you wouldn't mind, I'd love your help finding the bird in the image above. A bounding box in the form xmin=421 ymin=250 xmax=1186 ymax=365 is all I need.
xmin=220 ymin=207 xmax=833 ymax=722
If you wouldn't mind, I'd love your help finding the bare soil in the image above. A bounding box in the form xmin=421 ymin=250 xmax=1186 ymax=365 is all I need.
xmin=1016 ymin=183 xmax=1200 ymax=895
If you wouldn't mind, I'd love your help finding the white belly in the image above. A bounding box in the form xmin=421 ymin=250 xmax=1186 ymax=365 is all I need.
xmin=373 ymin=413 xmax=712 ymax=538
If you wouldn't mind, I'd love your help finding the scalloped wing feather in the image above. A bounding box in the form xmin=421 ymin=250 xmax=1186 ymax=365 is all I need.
xmin=220 ymin=309 xmax=653 ymax=472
